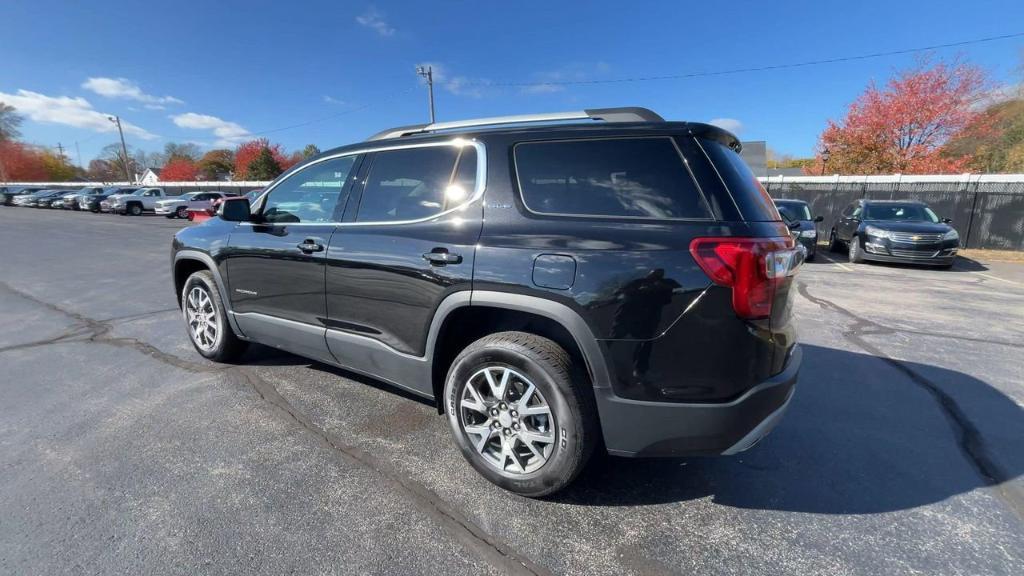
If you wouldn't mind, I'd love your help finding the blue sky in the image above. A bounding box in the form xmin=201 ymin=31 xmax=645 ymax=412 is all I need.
xmin=2 ymin=0 xmax=1022 ymax=165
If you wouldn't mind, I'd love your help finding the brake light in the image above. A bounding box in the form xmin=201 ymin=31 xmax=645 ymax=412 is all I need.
xmin=689 ymin=237 xmax=800 ymax=319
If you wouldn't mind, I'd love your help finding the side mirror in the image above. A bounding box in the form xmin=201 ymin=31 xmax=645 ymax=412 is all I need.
xmin=814 ymin=215 xmax=824 ymax=222
xmin=220 ymin=197 xmax=252 ymax=222
xmin=942 ymin=218 xmax=953 ymax=224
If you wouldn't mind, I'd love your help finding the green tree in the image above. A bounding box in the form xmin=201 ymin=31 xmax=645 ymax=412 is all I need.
xmin=197 ymin=149 xmax=235 ymax=180
xmin=40 ymin=149 xmax=78 ymax=181
xmin=301 ymin=144 xmax=321 ymax=158
xmin=245 ymin=146 xmax=283 ymax=180
xmin=0 ymin=102 xmax=23 ymax=142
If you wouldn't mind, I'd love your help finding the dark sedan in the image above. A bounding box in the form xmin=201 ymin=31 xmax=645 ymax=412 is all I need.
xmin=81 ymin=187 xmax=137 ymax=212
xmin=774 ymin=198 xmax=823 ymax=261
xmin=829 ymin=199 xmax=959 ymax=268
xmin=14 ymin=189 xmax=66 ymax=207
xmin=37 ymin=190 xmax=79 ymax=208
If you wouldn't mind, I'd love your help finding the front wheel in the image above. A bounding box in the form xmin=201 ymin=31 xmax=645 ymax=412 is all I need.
xmin=181 ymin=270 xmax=248 ymax=362
xmin=443 ymin=331 xmax=597 ymax=497
xmin=177 ymin=206 xmax=188 ymax=219
xmin=128 ymin=203 xmax=143 ymax=216
xmin=848 ymin=236 xmax=864 ymax=263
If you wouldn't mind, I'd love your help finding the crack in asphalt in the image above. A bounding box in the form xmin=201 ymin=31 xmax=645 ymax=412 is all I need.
xmin=797 ymin=280 xmax=1024 ymax=519
xmin=0 ymin=280 xmax=549 ymax=576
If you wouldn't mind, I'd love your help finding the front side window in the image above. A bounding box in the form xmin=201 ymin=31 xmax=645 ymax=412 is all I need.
xmin=515 ymin=137 xmax=712 ymax=219
xmin=356 ymin=145 xmax=475 ymax=223
xmin=261 ymin=156 xmax=356 ymax=224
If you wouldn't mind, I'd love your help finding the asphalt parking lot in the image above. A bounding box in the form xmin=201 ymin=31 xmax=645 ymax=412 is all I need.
xmin=1 ymin=208 xmax=1022 ymax=576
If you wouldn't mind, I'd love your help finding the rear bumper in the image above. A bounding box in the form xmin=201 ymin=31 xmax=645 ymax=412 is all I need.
xmin=597 ymin=344 xmax=800 ymax=457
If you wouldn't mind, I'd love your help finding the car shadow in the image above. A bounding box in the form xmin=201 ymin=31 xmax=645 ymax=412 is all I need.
xmin=551 ymin=344 xmax=1023 ymax=514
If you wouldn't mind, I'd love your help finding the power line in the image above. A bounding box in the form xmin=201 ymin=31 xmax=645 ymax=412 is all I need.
xmin=246 ymin=86 xmax=418 ymax=138
xmin=463 ymin=31 xmax=1024 ymax=88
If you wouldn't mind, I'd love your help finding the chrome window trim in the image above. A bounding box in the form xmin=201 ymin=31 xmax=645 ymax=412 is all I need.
xmin=241 ymin=139 xmax=486 ymax=228
xmin=512 ymin=135 xmax=716 ymax=222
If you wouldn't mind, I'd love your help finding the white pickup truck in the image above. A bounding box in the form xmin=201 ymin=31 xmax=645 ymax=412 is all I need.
xmin=102 ymin=187 xmax=167 ymax=215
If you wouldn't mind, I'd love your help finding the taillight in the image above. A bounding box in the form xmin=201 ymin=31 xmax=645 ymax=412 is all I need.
xmin=689 ymin=237 xmax=801 ymax=319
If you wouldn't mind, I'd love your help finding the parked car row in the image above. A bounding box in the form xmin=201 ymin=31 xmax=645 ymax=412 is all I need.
xmin=1 ymin=185 xmax=260 ymax=219
xmin=771 ymin=197 xmax=960 ymax=268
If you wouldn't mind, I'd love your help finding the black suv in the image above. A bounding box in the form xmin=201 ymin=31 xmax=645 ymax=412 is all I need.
xmin=171 ymin=107 xmax=802 ymax=496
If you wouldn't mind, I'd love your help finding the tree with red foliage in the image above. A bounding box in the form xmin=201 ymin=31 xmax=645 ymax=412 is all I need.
xmin=0 ymin=141 xmax=49 ymax=181
xmin=808 ymin=58 xmax=988 ymax=175
xmin=161 ymin=158 xmax=199 ymax=181
xmin=234 ymin=138 xmax=290 ymax=180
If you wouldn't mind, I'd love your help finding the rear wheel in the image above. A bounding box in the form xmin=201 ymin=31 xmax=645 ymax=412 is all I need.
xmin=443 ymin=331 xmax=597 ymax=497
xmin=828 ymin=229 xmax=842 ymax=252
xmin=181 ymin=270 xmax=248 ymax=362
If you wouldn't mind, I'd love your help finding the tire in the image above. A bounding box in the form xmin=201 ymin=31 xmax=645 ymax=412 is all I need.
xmin=177 ymin=206 xmax=188 ymax=219
xmin=828 ymin=229 xmax=842 ymax=252
xmin=181 ymin=270 xmax=248 ymax=362
xmin=128 ymin=203 xmax=143 ymax=216
xmin=848 ymin=236 xmax=864 ymax=263
xmin=443 ymin=331 xmax=597 ymax=497
xmin=165 ymin=214 xmax=175 ymax=219
xmin=805 ymin=250 xmax=815 ymax=262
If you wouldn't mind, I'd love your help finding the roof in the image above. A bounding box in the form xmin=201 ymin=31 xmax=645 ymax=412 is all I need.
xmin=313 ymin=120 xmax=741 ymax=163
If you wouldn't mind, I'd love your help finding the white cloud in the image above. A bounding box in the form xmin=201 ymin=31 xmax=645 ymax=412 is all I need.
xmin=416 ymin=62 xmax=488 ymax=98
xmin=0 ymin=89 xmax=157 ymax=139
xmin=171 ymin=112 xmax=250 ymax=146
xmin=709 ymin=118 xmax=743 ymax=135
xmin=82 ymin=77 xmax=183 ymax=106
xmin=323 ymin=95 xmax=345 ymax=105
xmin=519 ymin=62 xmax=611 ymax=95
xmin=356 ymin=6 xmax=394 ymax=36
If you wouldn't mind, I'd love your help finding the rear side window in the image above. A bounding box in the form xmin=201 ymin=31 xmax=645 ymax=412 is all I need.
xmin=356 ymin=145 xmax=475 ymax=223
xmin=699 ymin=139 xmax=780 ymax=222
xmin=515 ymin=138 xmax=711 ymax=220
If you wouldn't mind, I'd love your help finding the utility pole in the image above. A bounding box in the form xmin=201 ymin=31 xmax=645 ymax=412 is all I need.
xmin=416 ymin=65 xmax=436 ymax=124
xmin=56 ymin=142 xmax=66 ymax=165
xmin=108 ymin=115 xmax=132 ymax=182
xmin=74 ymin=141 xmax=82 ymax=168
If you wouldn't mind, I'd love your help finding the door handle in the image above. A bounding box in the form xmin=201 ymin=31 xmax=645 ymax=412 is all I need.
xmin=297 ymin=237 xmax=325 ymax=253
xmin=422 ymin=249 xmax=462 ymax=266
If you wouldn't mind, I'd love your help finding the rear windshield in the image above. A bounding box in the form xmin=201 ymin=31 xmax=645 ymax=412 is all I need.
xmin=699 ymin=139 xmax=780 ymax=222
xmin=514 ymin=137 xmax=712 ymax=220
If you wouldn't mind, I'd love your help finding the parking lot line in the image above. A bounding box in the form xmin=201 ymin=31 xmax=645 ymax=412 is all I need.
xmin=817 ymin=253 xmax=853 ymax=272
xmin=973 ymin=271 xmax=1023 ymax=287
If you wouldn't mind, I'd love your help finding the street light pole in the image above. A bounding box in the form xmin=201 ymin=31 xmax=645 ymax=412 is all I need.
xmin=416 ymin=65 xmax=436 ymax=124
xmin=820 ymin=147 xmax=831 ymax=176
xmin=108 ymin=115 xmax=132 ymax=182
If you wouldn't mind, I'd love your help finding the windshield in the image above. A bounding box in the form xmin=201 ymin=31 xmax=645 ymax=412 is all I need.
xmin=864 ymin=204 xmax=939 ymax=223
xmin=776 ymin=202 xmax=812 ymax=220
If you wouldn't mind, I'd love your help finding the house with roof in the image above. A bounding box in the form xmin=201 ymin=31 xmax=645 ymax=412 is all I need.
xmin=138 ymin=167 xmax=162 ymax=184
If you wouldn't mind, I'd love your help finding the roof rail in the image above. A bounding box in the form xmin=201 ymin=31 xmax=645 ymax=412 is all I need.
xmin=366 ymin=106 xmax=664 ymax=141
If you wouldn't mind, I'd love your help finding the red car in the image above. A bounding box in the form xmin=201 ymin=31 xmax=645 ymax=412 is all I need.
xmin=187 ymin=190 xmax=261 ymax=222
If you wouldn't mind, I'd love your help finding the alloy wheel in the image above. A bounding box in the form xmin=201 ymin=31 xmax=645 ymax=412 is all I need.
xmin=185 ymin=286 xmax=219 ymax=351
xmin=458 ymin=366 xmax=556 ymax=475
